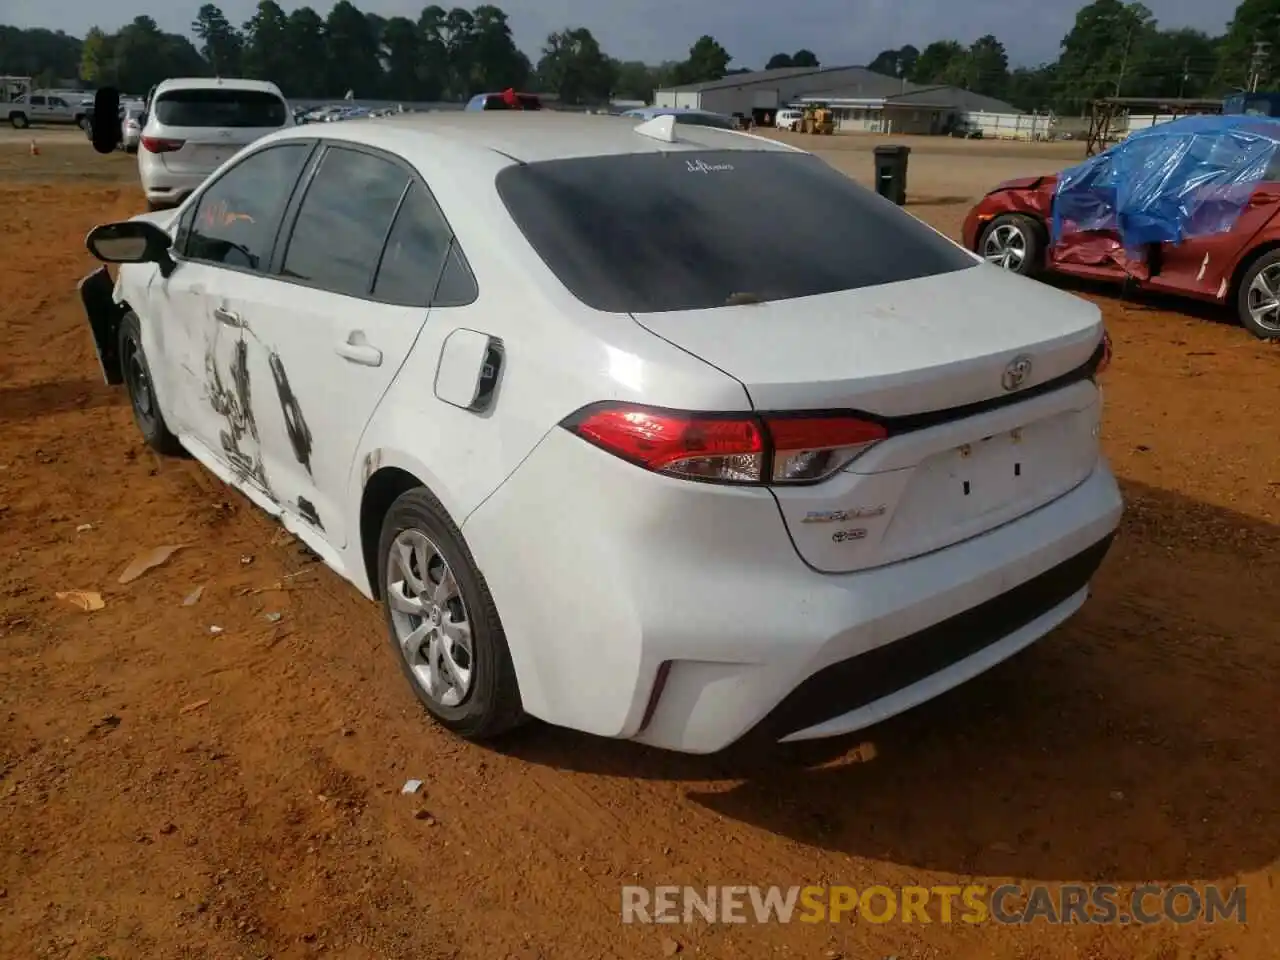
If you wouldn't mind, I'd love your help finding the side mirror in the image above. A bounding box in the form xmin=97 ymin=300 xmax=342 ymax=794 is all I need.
xmin=91 ymin=86 xmax=122 ymax=154
xmin=86 ymin=220 xmax=176 ymax=277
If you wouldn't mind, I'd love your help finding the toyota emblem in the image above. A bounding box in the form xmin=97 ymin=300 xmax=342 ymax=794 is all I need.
xmin=1002 ymin=354 xmax=1033 ymax=392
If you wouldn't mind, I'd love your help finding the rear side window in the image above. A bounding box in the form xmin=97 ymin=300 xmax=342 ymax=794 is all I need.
xmin=154 ymin=88 xmax=288 ymax=128
xmin=497 ymin=150 xmax=976 ymax=314
xmin=282 ymin=147 xmax=409 ymax=298
xmin=373 ymin=182 xmax=456 ymax=306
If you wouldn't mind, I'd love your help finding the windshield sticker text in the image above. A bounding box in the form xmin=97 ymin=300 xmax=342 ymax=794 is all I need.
xmin=686 ymin=159 xmax=735 ymax=174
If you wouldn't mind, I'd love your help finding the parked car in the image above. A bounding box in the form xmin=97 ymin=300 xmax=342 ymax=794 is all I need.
xmin=775 ymin=108 xmax=805 ymax=131
xmin=121 ymin=103 xmax=144 ymax=153
xmin=621 ymin=106 xmax=740 ymax=130
xmin=137 ymin=77 xmax=292 ymax=211
xmin=464 ymin=91 xmax=542 ymax=110
xmin=77 ymin=112 xmax=1119 ymax=755
xmin=7 ymin=89 xmax=93 ymax=130
xmin=963 ymin=115 xmax=1280 ymax=340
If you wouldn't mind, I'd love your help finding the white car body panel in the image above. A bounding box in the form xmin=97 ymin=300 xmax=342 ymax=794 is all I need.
xmin=87 ymin=112 xmax=1121 ymax=753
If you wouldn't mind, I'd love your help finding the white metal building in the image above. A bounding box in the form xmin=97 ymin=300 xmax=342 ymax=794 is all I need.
xmin=653 ymin=66 xmax=907 ymax=121
xmin=655 ymin=65 xmax=1024 ymax=134
xmin=798 ymin=84 xmax=1023 ymax=136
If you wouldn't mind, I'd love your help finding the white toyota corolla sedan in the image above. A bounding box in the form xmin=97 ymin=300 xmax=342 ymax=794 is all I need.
xmin=78 ymin=112 xmax=1122 ymax=754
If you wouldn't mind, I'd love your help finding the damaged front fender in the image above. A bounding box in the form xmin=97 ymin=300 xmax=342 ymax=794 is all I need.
xmin=78 ymin=266 xmax=126 ymax=385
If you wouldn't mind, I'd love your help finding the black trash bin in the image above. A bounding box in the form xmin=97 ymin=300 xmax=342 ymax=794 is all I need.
xmin=873 ymin=144 xmax=910 ymax=206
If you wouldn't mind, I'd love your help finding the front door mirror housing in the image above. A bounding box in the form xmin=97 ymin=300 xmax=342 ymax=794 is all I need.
xmin=85 ymin=220 xmax=176 ymax=277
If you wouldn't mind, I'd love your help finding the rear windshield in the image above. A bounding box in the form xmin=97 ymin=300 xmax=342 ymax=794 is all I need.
xmin=496 ymin=150 xmax=975 ymax=313
xmin=154 ymin=89 xmax=288 ymax=128
xmin=483 ymin=94 xmax=542 ymax=110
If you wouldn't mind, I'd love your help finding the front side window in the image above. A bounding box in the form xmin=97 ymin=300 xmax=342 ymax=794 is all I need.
xmin=154 ymin=88 xmax=288 ymax=128
xmin=497 ymin=150 xmax=976 ymax=313
xmin=184 ymin=143 xmax=313 ymax=270
xmin=281 ymin=146 xmax=409 ymax=299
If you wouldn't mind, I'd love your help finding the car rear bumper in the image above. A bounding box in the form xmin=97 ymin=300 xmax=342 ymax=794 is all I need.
xmin=462 ymin=425 xmax=1123 ymax=754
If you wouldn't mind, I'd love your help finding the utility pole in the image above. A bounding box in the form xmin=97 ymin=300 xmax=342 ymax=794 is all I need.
xmin=1249 ymin=40 xmax=1271 ymax=93
xmin=1178 ymin=56 xmax=1189 ymax=98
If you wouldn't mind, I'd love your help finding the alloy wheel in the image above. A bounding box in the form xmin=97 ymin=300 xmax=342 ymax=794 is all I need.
xmin=982 ymin=223 xmax=1027 ymax=271
xmin=1247 ymin=263 xmax=1280 ymax=333
xmin=386 ymin=528 xmax=474 ymax=707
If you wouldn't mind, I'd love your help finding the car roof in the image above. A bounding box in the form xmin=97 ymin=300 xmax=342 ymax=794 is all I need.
xmin=153 ymin=77 xmax=285 ymax=96
xmin=289 ymin=111 xmax=803 ymax=164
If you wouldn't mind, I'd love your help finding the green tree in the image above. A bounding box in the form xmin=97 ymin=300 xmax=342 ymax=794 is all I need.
xmin=468 ymin=5 xmax=530 ymax=92
xmin=241 ymin=0 xmax=291 ymax=84
xmin=1138 ymin=28 xmax=1220 ymax=97
xmin=415 ymin=5 xmax=451 ymax=100
xmin=79 ymin=27 xmax=112 ymax=85
xmin=1055 ymin=0 xmax=1157 ymax=108
xmin=867 ymin=44 xmax=918 ymax=78
xmin=612 ymin=59 xmax=659 ymax=100
xmin=1005 ymin=64 xmax=1057 ymax=112
xmin=537 ymin=27 xmax=614 ymax=104
xmin=673 ymin=35 xmax=732 ymax=85
xmin=964 ymin=34 xmax=1010 ymax=96
xmin=909 ymin=40 xmax=966 ymax=84
xmin=382 ymin=16 xmax=421 ymax=97
xmin=324 ymin=0 xmax=382 ymax=97
xmin=192 ymin=4 xmax=243 ymax=76
xmin=0 ymin=27 xmax=83 ymax=83
xmin=791 ymin=49 xmax=819 ymax=67
xmin=1215 ymin=0 xmax=1280 ymax=91
xmin=283 ymin=6 xmax=327 ymax=97
xmin=765 ymin=52 xmax=793 ymax=69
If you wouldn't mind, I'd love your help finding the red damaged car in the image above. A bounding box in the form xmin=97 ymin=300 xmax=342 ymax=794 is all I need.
xmin=961 ymin=166 xmax=1280 ymax=341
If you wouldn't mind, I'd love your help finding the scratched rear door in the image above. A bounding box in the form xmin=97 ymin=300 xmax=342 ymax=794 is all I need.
xmin=229 ymin=145 xmax=445 ymax=548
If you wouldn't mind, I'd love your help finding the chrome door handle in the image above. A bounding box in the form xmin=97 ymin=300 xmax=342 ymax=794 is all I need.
xmin=213 ymin=306 xmax=242 ymax=327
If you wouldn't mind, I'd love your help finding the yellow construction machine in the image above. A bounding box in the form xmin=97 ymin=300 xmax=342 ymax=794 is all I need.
xmin=800 ymin=103 xmax=835 ymax=135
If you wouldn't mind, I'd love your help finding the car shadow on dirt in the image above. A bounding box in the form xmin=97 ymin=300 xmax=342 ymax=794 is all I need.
xmin=0 ymin=378 xmax=125 ymax=423
xmin=501 ymin=477 xmax=1280 ymax=884
xmin=1043 ymin=274 xmax=1239 ymax=331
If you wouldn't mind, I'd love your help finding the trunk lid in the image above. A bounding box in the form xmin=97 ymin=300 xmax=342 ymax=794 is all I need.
xmin=631 ymin=264 xmax=1106 ymax=573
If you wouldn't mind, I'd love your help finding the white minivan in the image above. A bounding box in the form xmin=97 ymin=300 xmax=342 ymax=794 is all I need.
xmin=138 ymin=77 xmax=292 ymax=210
xmin=775 ymin=108 xmax=805 ymax=131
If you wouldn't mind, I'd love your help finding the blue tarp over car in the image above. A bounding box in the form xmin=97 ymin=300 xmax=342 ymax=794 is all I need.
xmin=1052 ymin=114 xmax=1280 ymax=252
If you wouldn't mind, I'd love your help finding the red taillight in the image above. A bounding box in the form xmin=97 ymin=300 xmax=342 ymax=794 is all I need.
xmin=1096 ymin=331 xmax=1112 ymax=375
xmin=563 ymin=404 xmax=887 ymax=485
xmin=141 ymin=136 xmax=185 ymax=153
xmin=765 ymin=414 xmax=887 ymax=483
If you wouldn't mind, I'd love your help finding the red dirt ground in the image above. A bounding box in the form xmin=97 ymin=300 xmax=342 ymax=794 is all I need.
xmin=0 ymin=143 xmax=1277 ymax=960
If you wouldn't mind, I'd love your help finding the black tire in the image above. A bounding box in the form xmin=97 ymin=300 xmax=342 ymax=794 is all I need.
xmin=1236 ymin=249 xmax=1280 ymax=341
xmin=118 ymin=312 xmax=182 ymax=455
xmin=78 ymin=116 xmax=91 ymax=132
xmin=978 ymin=213 xmax=1044 ymax=277
xmin=377 ymin=487 xmax=524 ymax=740
xmin=10 ymin=113 xmax=28 ymax=130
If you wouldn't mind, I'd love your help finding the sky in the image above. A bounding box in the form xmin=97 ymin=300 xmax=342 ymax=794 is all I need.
xmin=7 ymin=0 xmax=1235 ymax=70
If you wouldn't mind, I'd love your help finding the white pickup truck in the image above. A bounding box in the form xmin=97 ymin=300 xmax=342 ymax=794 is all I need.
xmin=6 ymin=90 xmax=94 ymax=130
